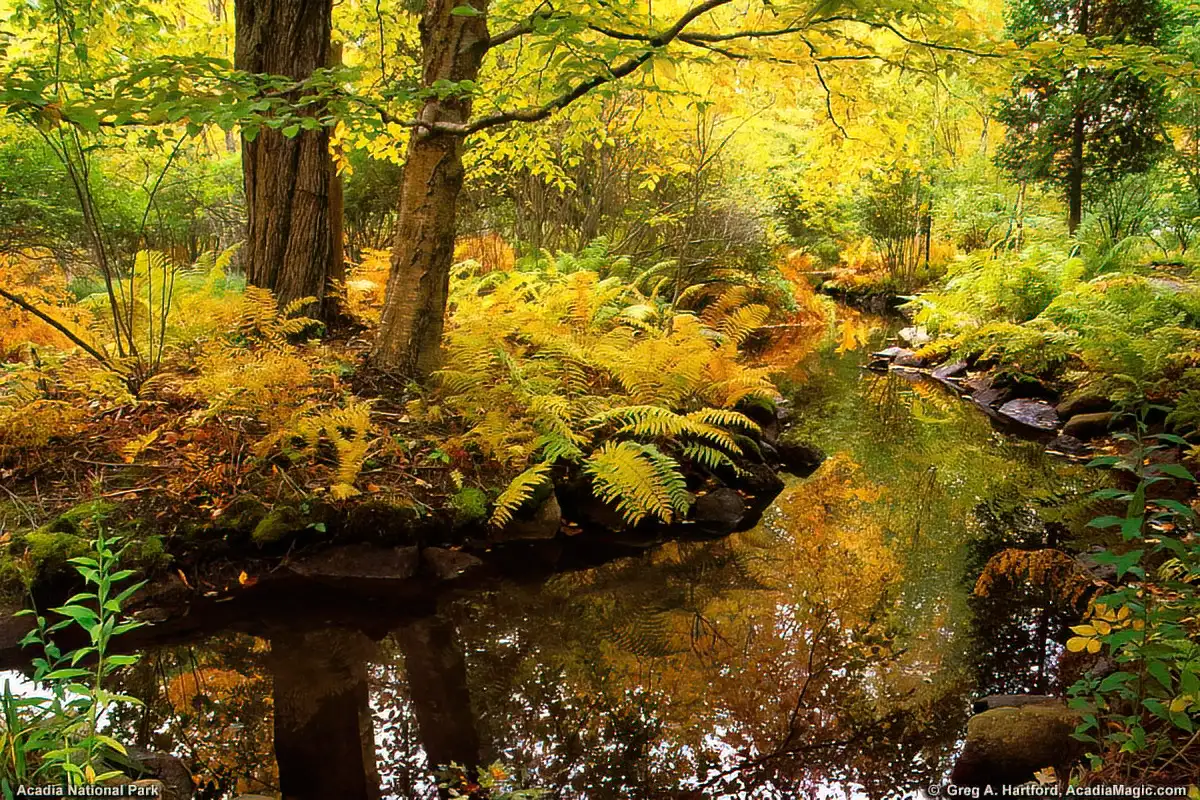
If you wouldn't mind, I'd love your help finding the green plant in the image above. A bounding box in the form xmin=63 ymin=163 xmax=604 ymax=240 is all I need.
xmin=2 ymin=523 xmax=145 ymax=793
xmin=1066 ymin=411 xmax=1200 ymax=780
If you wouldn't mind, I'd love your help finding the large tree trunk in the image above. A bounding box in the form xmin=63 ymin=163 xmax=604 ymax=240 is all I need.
xmin=235 ymin=0 xmax=339 ymax=319
xmin=370 ymin=0 xmax=489 ymax=377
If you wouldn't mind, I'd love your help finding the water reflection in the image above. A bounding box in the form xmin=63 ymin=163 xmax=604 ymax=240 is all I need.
xmin=106 ymin=316 xmax=1105 ymax=799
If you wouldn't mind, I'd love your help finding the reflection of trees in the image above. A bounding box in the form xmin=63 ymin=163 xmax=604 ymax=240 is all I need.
xmin=392 ymin=458 xmax=974 ymax=800
xmin=108 ymin=635 xmax=278 ymax=799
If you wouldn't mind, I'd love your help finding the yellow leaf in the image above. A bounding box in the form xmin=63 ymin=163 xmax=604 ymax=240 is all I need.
xmin=1087 ymin=639 xmax=1102 ymax=654
xmin=1092 ymin=619 xmax=1112 ymax=635
xmin=1066 ymin=637 xmax=1091 ymax=652
xmin=1070 ymin=624 xmax=1097 ymax=636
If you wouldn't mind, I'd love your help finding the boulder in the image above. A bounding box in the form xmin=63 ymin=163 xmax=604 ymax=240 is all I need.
xmin=1056 ymin=393 xmax=1113 ymax=419
xmin=493 ymin=494 xmax=562 ymax=541
xmin=691 ymin=488 xmax=747 ymax=536
xmin=774 ymin=440 xmax=826 ymax=478
xmin=872 ymin=346 xmax=911 ymax=360
xmin=898 ymin=325 xmax=931 ymax=346
xmin=893 ymin=350 xmax=928 ymax=368
xmin=972 ymin=694 xmax=1062 ymax=713
xmin=126 ymin=746 xmax=193 ymax=800
xmin=997 ymin=399 xmax=1060 ymax=433
xmin=950 ymin=702 xmax=1080 ymax=788
xmin=1046 ymin=434 xmax=1090 ymax=458
xmin=1061 ymin=412 xmax=1115 ymax=440
xmin=740 ymin=402 xmax=783 ymax=443
xmin=932 ymin=360 xmax=968 ymax=381
xmin=422 ymin=547 xmax=484 ymax=580
xmin=291 ymin=544 xmax=419 ymax=581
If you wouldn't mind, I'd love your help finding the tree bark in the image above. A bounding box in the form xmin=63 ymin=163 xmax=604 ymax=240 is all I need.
xmin=235 ymin=0 xmax=339 ymax=319
xmin=1067 ymin=0 xmax=1090 ymax=234
xmin=370 ymin=0 xmax=489 ymax=377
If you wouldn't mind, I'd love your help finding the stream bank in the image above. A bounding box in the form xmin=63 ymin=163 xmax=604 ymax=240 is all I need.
xmin=0 ymin=310 xmax=1122 ymax=798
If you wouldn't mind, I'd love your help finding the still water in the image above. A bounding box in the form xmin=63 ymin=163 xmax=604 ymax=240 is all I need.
xmin=106 ymin=315 xmax=1104 ymax=800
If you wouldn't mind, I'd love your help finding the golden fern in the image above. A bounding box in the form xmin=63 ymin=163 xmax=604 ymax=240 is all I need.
xmin=584 ymin=441 xmax=692 ymax=525
xmin=492 ymin=462 xmax=553 ymax=526
xmin=587 ymin=405 xmax=742 ymax=454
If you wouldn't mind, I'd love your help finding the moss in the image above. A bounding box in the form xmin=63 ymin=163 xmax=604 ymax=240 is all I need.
xmin=43 ymin=500 xmax=118 ymax=535
xmin=23 ymin=530 xmax=90 ymax=574
xmin=251 ymin=506 xmax=304 ymax=545
xmin=450 ymin=487 xmax=489 ymax=525
xmin=222 ymin=494 xmax=269 ymax=531
xmin=127 ymin=535 xmax=171 ymax=573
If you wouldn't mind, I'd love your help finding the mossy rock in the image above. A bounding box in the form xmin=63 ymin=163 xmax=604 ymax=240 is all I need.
xmin=18 ymin=530 xmax=90 ymax=585
xmin=41 ymin=500 xmax=118 ymax=535
xmin=127 ymin=536 xmax=172 ymax=574
xmin=251 ymin=506 xmax=306 ymax=546
xmin=222 ymin=495 xmax=270 ymax=531
xmin=450 ymin=487 xmax=489 ymax=525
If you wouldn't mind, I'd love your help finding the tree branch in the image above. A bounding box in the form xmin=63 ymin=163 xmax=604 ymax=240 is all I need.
xmin=0 ymin=287 xmax=116 ymax=371
xmin=424 ymin=0 xmax=737 ymax=135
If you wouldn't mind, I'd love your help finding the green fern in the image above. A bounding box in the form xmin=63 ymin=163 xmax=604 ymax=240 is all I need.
xmin=584 ymin=441 xmax=692 ymax=525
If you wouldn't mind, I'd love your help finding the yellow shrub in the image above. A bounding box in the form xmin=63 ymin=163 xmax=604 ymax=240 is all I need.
xmin=0 ymin=254 xmax=94 ymax=359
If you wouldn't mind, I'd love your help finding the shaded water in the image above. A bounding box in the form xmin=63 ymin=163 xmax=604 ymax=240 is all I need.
xmin=106 ymin=316 xmax=1105 ymax=799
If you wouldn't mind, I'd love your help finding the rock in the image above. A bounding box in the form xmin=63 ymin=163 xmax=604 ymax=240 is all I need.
xmin=691 ymin=488 xmax=746 ymax=536
xmin=1056 ymin=393 xmax=1113 ymax=419
xmin=1062 ymin=412 xmax=1116 ymax=440
xmin=493 ymin=494 xmax=562 ymax=541
xmin=774 ymin=440 xmax=826 ymax=478
xmin=1046 ymin=434 xmax=1090 ymax=458
xmin=898 ymin=325 xmax=931 ymax=346
xmin=740 ymin=402 xmax=783 ymax=443
xmin=950 ymin=702 xmax=1080 ymax=788
xmin=893 ymin=350 xmax=927 ymax=368
xmin=932 ymin=360 xmax=968 ymax=380
xmin=126 ymin=746 xmax=193 ymax=800
xmin=291 ymin=544 xmax=419 ymax=581
xmin=872 ymin=346 xmax=911 ymax=360
xmin=973 ymin=387 xmax=1011 ymax=409
xmin=997 ymin=399 xmax=1060 ymax=432
xmin=972 ymin=694 xmax=1062 ymax=713
xmin=1075 ymin=549 xmax=1118 ymax=583
xmin=422 ymin=547 xmax=484 ymax=580
xmin=963 ymin=375 xmax=1011 ymax=409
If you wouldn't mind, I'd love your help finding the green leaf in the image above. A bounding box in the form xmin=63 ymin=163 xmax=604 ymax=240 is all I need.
xmin=282 ymin=124 xmax=301 ymax=138
xmin=450 ymin=4 xmax=483 ymax=15
xmin=1152 ymin=463 xmax=1196 ymax=482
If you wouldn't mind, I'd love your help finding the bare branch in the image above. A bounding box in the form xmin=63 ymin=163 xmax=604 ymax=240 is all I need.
xmin=0 ymin=287 xmax=116 ymax=371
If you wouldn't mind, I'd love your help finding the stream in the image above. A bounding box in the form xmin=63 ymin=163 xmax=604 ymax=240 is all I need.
xmin=99 ymin=313 xmax=1108 ymax=799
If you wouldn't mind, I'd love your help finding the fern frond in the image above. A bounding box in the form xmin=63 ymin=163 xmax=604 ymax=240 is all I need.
xmin=492 ymin=462 xmax=553 ymax=527
xmin=584 ymin=441 xmax=691 ymax=525
xmin=686 ymin=408 xmax=762 ymax=435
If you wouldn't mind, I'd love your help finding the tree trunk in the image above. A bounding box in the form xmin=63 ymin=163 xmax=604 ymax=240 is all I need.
xmin=1067 ymin=0 xmax=1090 ymax=234
xmin=370 ymin=0 xmax=489 ymax=377
xmin=235 ymin=0 xmax=338 ymax=319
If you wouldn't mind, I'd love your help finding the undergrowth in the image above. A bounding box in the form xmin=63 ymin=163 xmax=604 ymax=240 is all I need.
xmin=0 ymin=242 xmax=789 ymax=560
